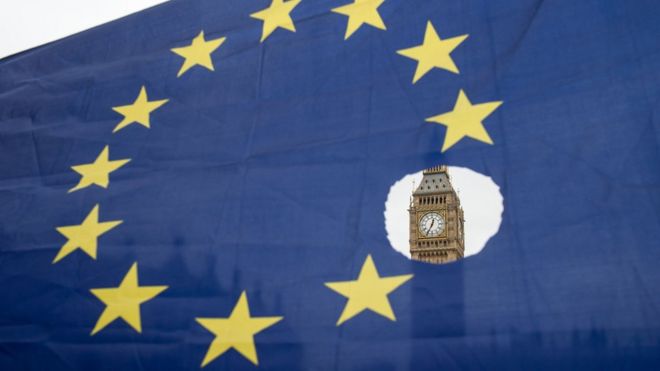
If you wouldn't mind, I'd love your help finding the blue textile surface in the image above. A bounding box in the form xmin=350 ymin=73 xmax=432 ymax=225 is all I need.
xmin=1 ymin=0 xmax=659 ymax=369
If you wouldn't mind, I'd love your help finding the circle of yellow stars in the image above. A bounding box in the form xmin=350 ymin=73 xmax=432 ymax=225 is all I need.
xmin=50 ymin=0 xmax=503 ymax=367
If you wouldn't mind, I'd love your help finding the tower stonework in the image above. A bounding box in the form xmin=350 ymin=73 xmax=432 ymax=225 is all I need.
xmin=409 ymin=166 xmax=465 ymax=264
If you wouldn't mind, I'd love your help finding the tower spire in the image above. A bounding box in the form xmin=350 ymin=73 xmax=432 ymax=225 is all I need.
xmin=423 ymin=165 xmax=447 ymax=174
xmin=408 ymin=166 xmax=464 ymax=264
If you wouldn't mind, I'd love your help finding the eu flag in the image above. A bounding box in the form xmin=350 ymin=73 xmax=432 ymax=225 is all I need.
xmin=1 ymin=0 xmax=660 ymax=369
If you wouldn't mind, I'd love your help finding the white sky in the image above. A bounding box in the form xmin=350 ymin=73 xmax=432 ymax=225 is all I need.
xmin=0 ymin=0 xmax=169 ymax=59
xmin=385 ymin=167 xmax=503 ymax=259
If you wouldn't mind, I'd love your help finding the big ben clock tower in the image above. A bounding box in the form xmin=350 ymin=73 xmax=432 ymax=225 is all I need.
xmin=409 ymin=166 xmax=465 ymax=264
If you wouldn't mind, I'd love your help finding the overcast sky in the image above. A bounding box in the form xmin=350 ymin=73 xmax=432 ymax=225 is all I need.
xmin=0 ymin=1 xmax=169 ymax=59
xmin=385 ymin=167 xmax=503 ymax=259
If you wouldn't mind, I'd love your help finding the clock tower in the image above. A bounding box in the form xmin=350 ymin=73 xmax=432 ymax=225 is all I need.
xmin=409 ymin=166 xmax=465 ymax=264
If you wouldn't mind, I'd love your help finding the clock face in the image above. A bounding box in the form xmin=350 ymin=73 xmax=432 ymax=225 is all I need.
xmin=419 ymin=212 xmax=445 ymax=237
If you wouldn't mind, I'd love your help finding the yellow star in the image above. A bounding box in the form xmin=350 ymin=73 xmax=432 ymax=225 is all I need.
xmin=69 ymin=145 xmax=130 ymax=193
xmin=112 ymin=86 xmax=169 ymax=133
xmin=196 ymin=291 xmax=283 ymax=367
xmin=171 ymin=31 xmax=226 ymax=77
xmin=53 ymin=204 xmax=122 ymax=264
xmin=325 ymin=255 xmax=413 ymax=325
xmin=397 ymin=21 xmax=468 ymax=83
xmin=90 ymin=263 xmax=168 ymax=335
xmin=250 ymin=0 xmax=302 ymax=42
xmin=426 ymin=89 xmax=503 ymax=152
xmin=332 ymin=0 xmax=386 ymax=40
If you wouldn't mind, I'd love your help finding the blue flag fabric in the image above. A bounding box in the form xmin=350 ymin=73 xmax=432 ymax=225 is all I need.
xmin=1 ymin=0 xmax=660 ymax=369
